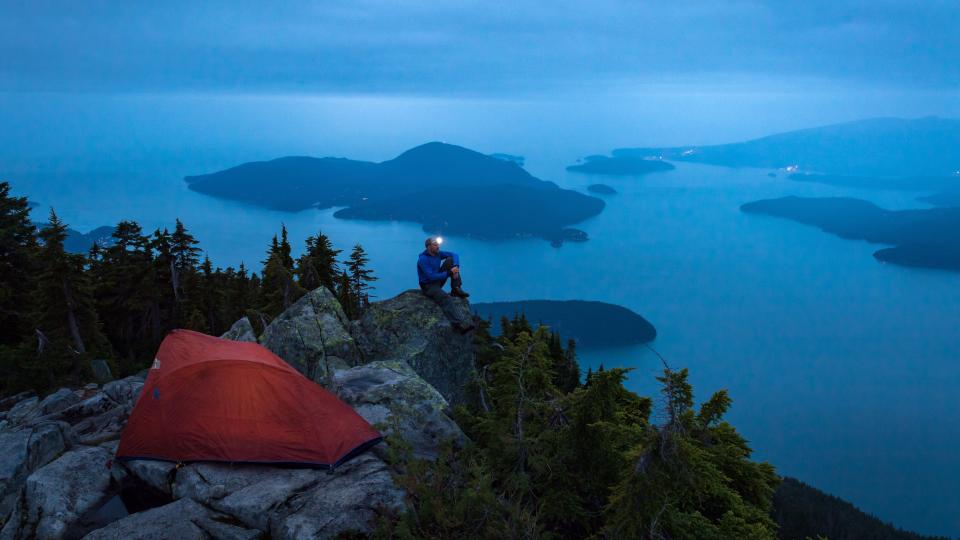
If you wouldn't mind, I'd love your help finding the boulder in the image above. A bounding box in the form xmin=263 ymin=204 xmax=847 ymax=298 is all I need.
xmin=0 ymin=424 xmax=66 ymax=522
xmin=38 ymin=388 xmax=81 ymax=416
xmin=175 ymin=463 xmax=321 ymax=531
xmin=0 ymin=393 xmax=35 ymax=414
xmin=101 ymin=376 xmax=144 ymax=407
xmin=269 ymin=453 xmax=404 ymax=540
xmin=221 ymin=317 xmax=257 ymax=342
xmin=119 ymin=459 xmax=178 ymax=495
xmin=81 ymin=498 xmax=262 ymax=540
xmin=21 ymin=446 xmax=112 ymax=539
xmin=352 ymin=290 xmax=476 ymax=404
xmin=259 ymin=287 xmax=359 ymax=383
xmin=4 ymin=398 xmax=38 ymax=428
xmin=89 ymin=359 xmax=113 ymax=383
xmin=174 ymin=453 xmax=403 ymax=539
xmin=332 ymin=360 xmax=466 ymax=461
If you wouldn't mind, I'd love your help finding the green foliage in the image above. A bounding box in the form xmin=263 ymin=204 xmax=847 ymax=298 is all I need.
xmin=30 ymin=209 xmax=110 ymax=386
xmin=258 ymin=228 xmax=306 ymax=319
xmin=0 ymin=181 xmax=365 ymax=394
xmin=296 ymin=230 xmax=341 ymax=292
xmin=0 ymin=181 xmax=39 ymax=348
xmin=381 ymin=321 xmax=780 ymax=539
xmin=604 ymin=368 xmax=780 ymax=540
xmin=337 ymin=244 xmax=376 ymax=319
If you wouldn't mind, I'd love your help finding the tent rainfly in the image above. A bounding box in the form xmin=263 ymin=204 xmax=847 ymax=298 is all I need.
xmin=117 ymin=329 xmax=381 ymax=468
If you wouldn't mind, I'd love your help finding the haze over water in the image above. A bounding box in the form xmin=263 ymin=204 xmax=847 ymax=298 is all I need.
xmin=2 ymin=92 xmax=959 ymax=536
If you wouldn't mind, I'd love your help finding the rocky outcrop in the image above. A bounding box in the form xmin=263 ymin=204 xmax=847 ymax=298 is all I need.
xmin=220 ymin=316 xmax=257 ymax=343
xmin=0 ymin=288 xmax=480 ymax=539
xmin=352 ymin=290 xmax=476 ymax=405
xmin=332 ymin=360 xmax=466 ymax=460
xmin=172 ymin=453 xmax=403 ymax=539
xmin=6 ymin=446 xmax=113 ymax=540
xmin=259 ymin=287 xmax=360 ymax=384
xmin=0 ymin=424 xmax=68 ymax=525
xmin=82 ymin=498 xmax=262 ymax=540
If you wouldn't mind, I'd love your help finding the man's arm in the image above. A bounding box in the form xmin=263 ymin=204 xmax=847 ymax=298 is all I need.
xmin=418 ymin=255 xmax=450 ymax=281
xmin=438 ymin=250 xmax=460 ymax=267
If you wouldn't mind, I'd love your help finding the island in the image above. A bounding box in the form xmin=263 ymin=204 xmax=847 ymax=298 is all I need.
xmin=186 ymin=142 xmax=604 ymax=244
xmin=587 ymin=184 xmax=617 ymax=195
xmin=918 ymin=189 xmax=960 ymax=207
xmin=740 ymin=196 xmax=960 ymax=272
xmin=567 ymin=154 xmax=675 ymax=176
xmin=612 ymin=116 xmax=960 ymax=179
xmin=472 ymin=300 xmax=657 ymax=347
xmin=788 ymin=173 xmax=959 ymax=191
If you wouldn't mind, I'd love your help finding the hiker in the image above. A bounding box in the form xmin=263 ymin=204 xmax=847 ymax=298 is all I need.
xmin=418 ymin=236 xmax=475 ymax=333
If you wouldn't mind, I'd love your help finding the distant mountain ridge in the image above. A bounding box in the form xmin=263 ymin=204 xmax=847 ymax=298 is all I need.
xmin=614 ymin=117 xmax=960 ymax=178
xmin=186 ymin=142 xmax=604 ymax=244
xmin=31 ymin=221 xmax=115 ymax=254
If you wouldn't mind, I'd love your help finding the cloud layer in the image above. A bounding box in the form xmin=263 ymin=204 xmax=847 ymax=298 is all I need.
xmin=3 ymin=1 xmax=958 ymax=95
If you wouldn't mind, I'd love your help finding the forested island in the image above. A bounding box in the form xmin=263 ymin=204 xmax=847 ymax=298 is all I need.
xmin=186 ymin=142 xmax=603 ymax=244
xmin=918 ymin=189 xmax=960 ymax=207
xmin=473 ymin=299 xmax=656 ymax=347
xmin=741 ymin=196 xmax=960 ymax=271
xmin=567 ymin=154 xmax=675 ymax=176
xmin=788 ymin=173 xmax=960 ymax=191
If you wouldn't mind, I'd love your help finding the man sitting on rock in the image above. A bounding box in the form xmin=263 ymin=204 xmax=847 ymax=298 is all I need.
xmin=418 ymin=236 xmax=475 ymax=333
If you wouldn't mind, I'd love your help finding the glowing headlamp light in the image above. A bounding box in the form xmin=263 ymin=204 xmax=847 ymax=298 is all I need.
xmin=436 ymin=237 xmax=444 ymax=245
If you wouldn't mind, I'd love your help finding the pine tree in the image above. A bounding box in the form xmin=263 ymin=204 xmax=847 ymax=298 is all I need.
xmin=0 ymin=181 xmax=39 ymax=346
xmin=259 ymin=231 xmax=304 ymax=318
xmin=604 ymin=367 xmax=779 ymax=539
xmin=170 ymin=218 xmax=201 ymax=302
xmin=279 ymin=223 xmax=294 ymax=271
xmin=335 ymin=270 xmax=355 ymax=319
xmin=90 ymin=220 xmax=160 ymax=371
xmin=31 ymin=209 xmax=108 ymax=386
xmin=296 ymin=230 xmax=341 ymax=292
xmin=346 ymin=243 xmax=376 ymax=313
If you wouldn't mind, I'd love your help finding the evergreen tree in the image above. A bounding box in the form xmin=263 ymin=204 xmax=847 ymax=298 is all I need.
xmin=296 ymin=230 xmax=341 ymax=292
xmin=169 ymin=218 xmax=201 ymax=302
xmin=31 ymin=209 xmax=108 ymax=386
xmin=90 ymin=220 xmax=160 ymax=371
xmin=604 ymin=367 xmax=780 ymax=539
xmin=259 ymin=232 xmax=304 ymax=318
xmin=346 ymin=243 xmax=376 ymax=313
xmin=335 ymin=270 xmax=355 ymax=319
xmin=0 ymin=181 xmax=39 ymax=346
xmin=279 ymin=223 xmax=294 ymax=271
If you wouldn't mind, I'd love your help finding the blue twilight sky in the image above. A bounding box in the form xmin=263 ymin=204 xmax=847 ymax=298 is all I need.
xmin=2 ymin=0 xmax=958 ymax=96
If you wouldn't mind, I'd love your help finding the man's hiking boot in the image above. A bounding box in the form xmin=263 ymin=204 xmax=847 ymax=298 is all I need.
xmin=451 ymin=287 xmax=471 ymax=298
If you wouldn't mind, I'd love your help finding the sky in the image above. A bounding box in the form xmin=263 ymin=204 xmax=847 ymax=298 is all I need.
xmin=2 ymin=1 xmax=959 ymax=97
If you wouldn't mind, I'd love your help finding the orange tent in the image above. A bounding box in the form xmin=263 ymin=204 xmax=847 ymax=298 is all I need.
xmin=117 ymin=329 xmax=381 ymax=468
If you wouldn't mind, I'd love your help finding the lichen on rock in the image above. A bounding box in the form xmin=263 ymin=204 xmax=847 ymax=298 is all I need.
xmin=351 ymin=290 xmax=477 ymax=405
xmin=259 ymin=287 xmax=360 ymax=384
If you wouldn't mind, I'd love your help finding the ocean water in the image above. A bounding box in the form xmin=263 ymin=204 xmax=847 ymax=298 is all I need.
xmin=2 ymin=93 xmax=958 ymax=537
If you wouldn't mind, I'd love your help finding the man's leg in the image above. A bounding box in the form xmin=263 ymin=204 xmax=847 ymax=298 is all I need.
xmin=422 ymin=281 xmax=474 ymax=332
xmin=440 ymin=256 xmax=468 ymax=297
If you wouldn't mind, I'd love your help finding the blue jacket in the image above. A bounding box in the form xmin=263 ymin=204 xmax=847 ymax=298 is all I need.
xmin=417 ymin=249 xmax=459 ymax=284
